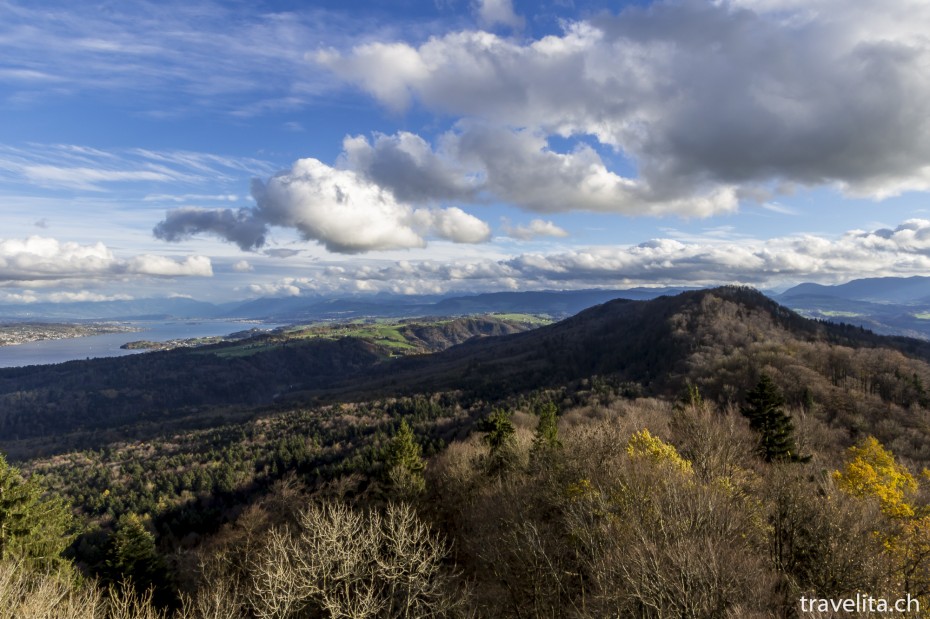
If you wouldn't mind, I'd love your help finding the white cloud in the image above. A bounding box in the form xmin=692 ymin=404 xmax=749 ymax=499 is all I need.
xmin=21 ymin=166 xmax=174 ymax=191
xmin=126 ymin=255 xmax=213 ymax=277
xmin=240 ymin=219 xmax=930 ymax=296
xmin=317 ymin=1 xmax=930 ymax=207
xmin=451 ymin=124 xmax=738 ymax=215
xmin=254 ymin=158 xmax=490 ymax=252
xmin=503 ymin=219 xmax=569 ymax=240
xmin=334 ymin=125 xmax=739 ymax=216
xmin=246 ymin=279 xmax=302 ymax=297
xmin=412 ymin=206 xmax=492 ymax=244
xmin=156 ymin=157 xmax=491 ymax=254
xmin=0 ymin=236 xmax=212 ymax=282
xmin=144 ymin=193 xmax=240 ymax=203
xmin=45 ymin=291 xmax=134 ymax=303
xmin=232 ymin=259 xmax=254 ymax=272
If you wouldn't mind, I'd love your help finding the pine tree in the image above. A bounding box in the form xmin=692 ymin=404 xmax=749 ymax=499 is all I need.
xmin=482 ymin=408 xmax=516 ymax=475
xmin=109 ymin=512 xmax=166 ymax=595
xmin=0 ymin=452 xmax=73 ymax=570
xmin=741 ymin=375 xmax=803 ymax=462
xmin=384 ymin=419 xmax=426 ymax=498
xmin=531 ymin=400 xmax=561 ymax=457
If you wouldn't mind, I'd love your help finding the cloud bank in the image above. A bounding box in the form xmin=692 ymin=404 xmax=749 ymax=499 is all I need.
xmin=0 ymin=236 xmax=212 ymax=283
xmin=242 ymin=219 xmax=930 ymax=296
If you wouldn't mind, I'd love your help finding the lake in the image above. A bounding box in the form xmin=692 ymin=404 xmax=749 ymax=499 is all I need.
xmin=0 ymin=320 xmax=281 ymax=368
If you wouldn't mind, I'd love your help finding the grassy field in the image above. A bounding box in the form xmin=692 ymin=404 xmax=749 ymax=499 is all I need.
xmin=208 ymin=314 xmax=551 ymax=358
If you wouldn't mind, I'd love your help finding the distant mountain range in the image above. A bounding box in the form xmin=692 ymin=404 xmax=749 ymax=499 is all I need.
xmin=0 ymin=288 xmax=696 ymax=322
xmin=774 ymin=276 xmax=930 ymax=339
xmin=6 ymin=276 xmax=930 ymax=339
xmin=779 ymin=275 xmax=930 ymax=304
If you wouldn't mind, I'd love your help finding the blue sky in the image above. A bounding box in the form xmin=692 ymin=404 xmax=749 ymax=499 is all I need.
xmin=3 ymin=0 xmax=930 ymax=303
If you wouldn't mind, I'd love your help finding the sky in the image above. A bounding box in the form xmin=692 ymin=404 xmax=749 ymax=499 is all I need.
xmin=3 ymin=0 xmax=930 ymax=304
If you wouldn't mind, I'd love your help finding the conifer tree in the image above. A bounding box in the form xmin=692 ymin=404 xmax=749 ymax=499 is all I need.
xmin=0 ymin=452 xmax=73 ymax=570
xmin=384 ymin=419 xmax=426 ymax=498
xmin=109 ymin=512 xmax=166 ymax=595
xmin=741 ymin=375 xmax=803 ymax=462
xmin=531 ymin=400 xmax=561 ymax=456
xmin=483 ymin=408 xmax=516 ymax=475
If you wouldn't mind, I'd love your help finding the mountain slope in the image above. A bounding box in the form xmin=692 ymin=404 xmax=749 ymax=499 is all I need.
xmin=780 ymin=276 xmax=930 ymax=304
xmin=333 ymin=287 xmax=930 ymax=409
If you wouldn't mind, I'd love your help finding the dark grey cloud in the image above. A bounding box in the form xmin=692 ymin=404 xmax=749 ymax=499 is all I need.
xmin=341 ymin=132 xmax=478 ymax=204
xmin=153 ymin=207 xmax=268 ymax=251
xmin=263 ymin=248 xmax=303 ymax=258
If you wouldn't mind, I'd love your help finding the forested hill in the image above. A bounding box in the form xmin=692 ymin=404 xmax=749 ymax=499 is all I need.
xmin=339 ymin=287 xmax=930 ymax=409
xmin=0 ymin=315 xmax=534 ymax=454
xmin=5 ymin=287 xmax=930 ymax=458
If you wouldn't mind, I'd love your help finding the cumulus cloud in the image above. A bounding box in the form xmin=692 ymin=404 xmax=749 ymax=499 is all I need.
xmin=241 ymin=219 xmax=930 ymax=296
xmin=232 ymin=260 xmax=254 ymax=272
xmin=451 ymin=124 xmax=738 ymax=215
xmin=502 ymin=218 xmax=569 ymax=240
xmin=0 ymin=236 xmax=212 ymax=282
xmin=155 ymin=157 xmax=491 ymax=254
xmin=334 ymin=125 xmax=739 ymax=216
xmin=253 ymin=158 xmax=490 ymax=252
xmin=316 ymin=0 xmax=930 ymax=206
xmin=340 ymin=132 xmax=478 ymax=203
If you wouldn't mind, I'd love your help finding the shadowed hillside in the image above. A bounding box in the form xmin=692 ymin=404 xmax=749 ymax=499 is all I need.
xmin=342 ymin=286 xmax=930 ymax=397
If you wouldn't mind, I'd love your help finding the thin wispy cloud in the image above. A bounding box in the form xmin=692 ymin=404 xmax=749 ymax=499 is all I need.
xmin=0 ymin=144 xmax=273 ymax=192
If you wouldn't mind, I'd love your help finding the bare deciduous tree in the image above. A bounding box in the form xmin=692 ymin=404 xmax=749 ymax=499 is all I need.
xmin=246 ymin=501 xmax=466 ymax=619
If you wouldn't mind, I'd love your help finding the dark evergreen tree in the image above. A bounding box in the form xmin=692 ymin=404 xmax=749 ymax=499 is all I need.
xmin=384 ymin=419 xmax=426 ymax=499
xmin=108 ymin=512 xmax=167 ymax=596
xmin=741 ymin=375 xmax=803 ymax=462
xmin=531 ymin=400 xmax=561 ymax=457
xmin=0 ymin=452 xmax=73 ymax=570
xmin=482 ymin=408 xmax=517 ymax=475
